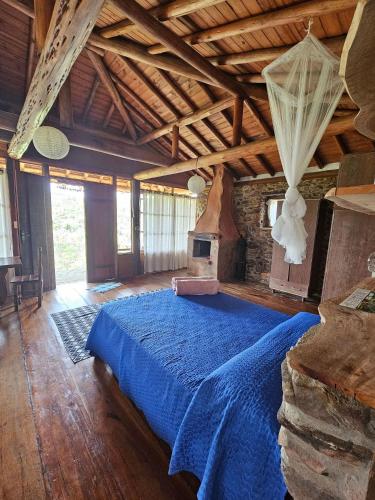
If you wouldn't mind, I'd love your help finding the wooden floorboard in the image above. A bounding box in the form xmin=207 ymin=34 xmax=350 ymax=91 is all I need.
xmin=0 ymin=272 xmax=318 ymax=499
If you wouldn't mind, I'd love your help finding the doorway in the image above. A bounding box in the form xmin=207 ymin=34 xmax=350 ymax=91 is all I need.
xmin=50 ymin=181 xmax=86 ymax=285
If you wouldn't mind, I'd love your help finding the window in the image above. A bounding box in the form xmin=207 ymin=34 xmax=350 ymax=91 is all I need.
xmin=117 ymin=179 xmax=132 ymax=253
xmin=141 ymin=190 xmax=196 ymax=273
xmin=260 ymin=193 xmax=284 ymax=229
xmin=0 ymin=165 xmax=13 ymax=258
xmin=267 ymin=198 xmax=280 ymax=228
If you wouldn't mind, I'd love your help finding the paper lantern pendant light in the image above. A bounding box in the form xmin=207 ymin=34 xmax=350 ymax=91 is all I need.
xmin=33 ymin=126 xmax=70 ymax=160
xmin=188 ymin=174 xmax=206 ymax=194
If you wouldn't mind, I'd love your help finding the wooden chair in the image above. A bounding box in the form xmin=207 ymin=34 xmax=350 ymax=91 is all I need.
xmin=11 ymin=247 xmax=43 ymax=311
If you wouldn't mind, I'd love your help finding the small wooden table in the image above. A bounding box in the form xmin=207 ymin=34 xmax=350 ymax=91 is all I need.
xmin=0 ymin=256 xmax=22 ymax=306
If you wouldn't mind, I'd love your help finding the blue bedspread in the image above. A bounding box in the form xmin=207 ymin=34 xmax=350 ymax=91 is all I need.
xmin=86 ymin=289 xmax=319 ymax=499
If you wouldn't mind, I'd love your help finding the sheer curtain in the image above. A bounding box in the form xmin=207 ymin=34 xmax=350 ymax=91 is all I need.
xmin=143 ymin=191 xmax=196 ymax=273
xmin=0 ymin=171 xmax=13 ymax=258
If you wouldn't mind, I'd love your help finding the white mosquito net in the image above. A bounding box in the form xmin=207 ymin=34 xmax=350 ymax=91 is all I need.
xmin=262 ymin=34 xmax=344 ymax=264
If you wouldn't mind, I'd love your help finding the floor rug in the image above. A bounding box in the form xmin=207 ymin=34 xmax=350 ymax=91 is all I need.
xmin=51 ymin=290 xmax=163 ymax=363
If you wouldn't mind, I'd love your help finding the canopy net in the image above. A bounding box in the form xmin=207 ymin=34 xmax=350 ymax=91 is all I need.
xmin=262 ymin=33 xmax=344 ymax=264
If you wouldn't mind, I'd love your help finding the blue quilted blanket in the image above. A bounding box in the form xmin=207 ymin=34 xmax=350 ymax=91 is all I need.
xmin=86 ymin=289 xmax=319 ymax=499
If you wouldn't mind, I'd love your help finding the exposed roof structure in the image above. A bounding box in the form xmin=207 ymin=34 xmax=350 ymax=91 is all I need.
xmin=0 ymin=0 xmax=371 ymax=185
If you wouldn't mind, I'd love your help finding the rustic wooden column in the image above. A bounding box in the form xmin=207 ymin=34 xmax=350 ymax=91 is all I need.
xmin=279 ymin=277 xmax=375 ymax=500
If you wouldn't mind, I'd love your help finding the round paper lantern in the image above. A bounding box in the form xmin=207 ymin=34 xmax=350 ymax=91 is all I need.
xmin=187 ymin=174 xmax=206 ymax=194
xmin=33 ymin=126 xmax=70 ymax=160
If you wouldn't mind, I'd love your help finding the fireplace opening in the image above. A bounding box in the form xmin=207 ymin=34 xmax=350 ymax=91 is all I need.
xmin=193 ymin=239 xmax=211 ymax=258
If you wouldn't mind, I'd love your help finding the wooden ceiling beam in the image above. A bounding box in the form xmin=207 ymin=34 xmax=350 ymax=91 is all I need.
xmin=232 ymin=97 xmax=243 ymax=147
xmin=133 ymin=114 xmax=356 ymax=179
xmin=99 ymin=0 xmax=224 ymax=38
xmin=148 ymin=0 xmax=357 ymax=54
xmin=115 ymin=59 xmax=214 ymax=167
xmin=107 ymin=62 xmax=213 ymax=176
xmin=86 ymin=49 xmax=137 ymax=140
xmin=0 ymin=109 xmax=172 ymax=166
xmin=153 ymin=68 xmax=229 ymax=174
xmin=103 ymin=103 xmax=115 ymax=127
xmin=82 ymin=77 xmax=100 ymax=122
xmin=1 ymin=0 xmax=34 ymax=17
xmin=313 ymin=150 xmax=325 ymax=169
xmin=25 ymin=19 xmax=35 ymax=93
xmin=111 ymin=74 xmax=164 ymax=126
xmin=171 ymin=124 xmax=179 ymax=159
xmin=136 ymin=97 xmax=233 ymax=144
xmin=209 ymin=35 xmax=346 ymax=66
xmin=109 ymin=0 xmax=266 ymax=99
xmin=88 ymin=34 xmax=221 ymax=87
xmin=334 ymin=134 xmax=350 ymax=155
xmin=244 ymin=98 xmax=273 ymax=137
xmin=58 ymin=78 xmax=74 ymax=128
xmin=33 ymin=0 xmax=54 ymax=53
xmin=7 ymin=0 xmax=105 ymax=159
xmin=196 ymin=82 xmax=257 ymax=176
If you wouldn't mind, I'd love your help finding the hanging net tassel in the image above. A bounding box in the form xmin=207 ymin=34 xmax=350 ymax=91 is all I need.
xmin=262 ymin=33 xmax=344 ymax=264
xmin=271 ymin=187 xmax=307 ymax=264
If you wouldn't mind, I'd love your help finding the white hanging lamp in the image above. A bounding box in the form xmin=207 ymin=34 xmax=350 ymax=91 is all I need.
xmin=33 ymin=126 xmax=70 ymax=160
xmin=262 ymin=25 xmax=344 ymax=264
xmin=188 ymin=174 xmax=206 ymax=195
xmin=188 ymin=159 xmax=206 ymax=194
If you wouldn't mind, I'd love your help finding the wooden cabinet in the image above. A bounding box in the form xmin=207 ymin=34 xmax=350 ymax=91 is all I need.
xmin=321 ymin=153 xmax=375 ymax=301
xmin=269 ymin=199 xmax=330 ymax=299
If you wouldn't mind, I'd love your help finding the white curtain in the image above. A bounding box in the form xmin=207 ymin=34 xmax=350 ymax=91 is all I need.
xmin=0 ymin=171 xmax=13 ymax=258
xmin=262 ymin=34 xmax=344 ymax=264
xmin=143 ymin=191 xmax=196 ymax=273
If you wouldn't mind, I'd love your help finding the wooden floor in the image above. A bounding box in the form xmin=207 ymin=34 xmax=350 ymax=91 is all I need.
xmin=0 ymin=272 xmax=317 ymax=500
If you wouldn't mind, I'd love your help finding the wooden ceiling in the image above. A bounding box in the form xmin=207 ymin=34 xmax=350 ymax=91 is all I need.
xmin=0 ymin=0 xmax=373 ymax=185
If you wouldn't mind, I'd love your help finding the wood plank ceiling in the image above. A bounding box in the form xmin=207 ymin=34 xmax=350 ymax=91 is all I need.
xmin=0 ymin=0 xmax=372 ymax=183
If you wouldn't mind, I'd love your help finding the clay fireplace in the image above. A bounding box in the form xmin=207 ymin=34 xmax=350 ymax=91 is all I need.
xmin=188 ymin=165 xmax=239 ymax=281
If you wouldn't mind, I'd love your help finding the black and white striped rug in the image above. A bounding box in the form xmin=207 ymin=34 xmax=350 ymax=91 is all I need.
xmin=50 ymin=289 xmax=165 ymax=363
xmin=51 ymin=303 xmax=101 ymax=363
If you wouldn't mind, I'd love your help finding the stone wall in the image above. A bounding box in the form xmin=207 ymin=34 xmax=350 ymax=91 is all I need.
xmin=196 ymin=173 xmax=337 ymax=284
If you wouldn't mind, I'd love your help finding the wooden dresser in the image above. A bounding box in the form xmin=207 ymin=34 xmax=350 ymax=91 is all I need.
xmin=269 ymin=199 xmax=331 ymax=299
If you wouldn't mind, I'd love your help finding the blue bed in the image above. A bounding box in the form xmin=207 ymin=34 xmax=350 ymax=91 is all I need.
xmin=86 ymin=289 xmax=319 ymax=500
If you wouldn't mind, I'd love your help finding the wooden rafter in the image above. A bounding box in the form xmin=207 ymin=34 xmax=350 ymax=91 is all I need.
xmin=133 ymin=114 xmax=355 ymax=179
xmin=313 ymin=149 xmax=325 ymax=169
xmin=86 ymin=49 xmax=137 ymax=140
xmin=171 ymin=125 xmax=179 ymax=159
xmin=104 ymin=103 xmax=115 ymax=127
xmin=196 ymin=82 xmax=258 ymax=176
xmin=148 ymin=0 xmax=357 ymax=55
xmin=58 ymin=79 xmax=74 ymax=129
xmin=88 ymin=34 xmax=225 ymax=88
xmin=99 ymin=0 xmax=224 ymax=38
xmin=34 ymin=0 xmax=74 ymax=129
xmin=0 ymin=109 xmax=172 ymax=166
xmin=33 ymin=0 xmax=54 ymax=54
xmin=109 ymin=0 xmax=265 ymax=99
xmin=137 ymin=97 xmax=234 ymax=144
xmin=334 ymin=134 xmax=350 ymax=155
xmin=209 ymin=35 xmax=346 ymax=67
xmin=106 ymin=60 xmax=213 ymax=176
xmin=25 ymin=19 xmax=35 ymax=93
xmin=8 ymin=0 xmax=105 ymax=159
xmin=232 ymin=97 xmax=243 ymax=147
xmin=114 ymin=57 xmax=214 ymax=169
xmin=82 ymin=77 xmax=100 ymax=122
